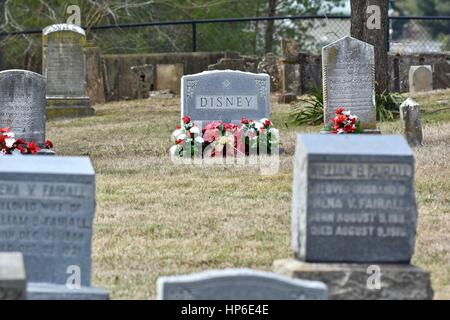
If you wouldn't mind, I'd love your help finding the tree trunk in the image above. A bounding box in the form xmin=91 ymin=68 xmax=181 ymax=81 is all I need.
xmin=0 ymin=0 xmax=4 ymax=70
xmin=351 ymin=0 xmax=389 ymax=94
xmin=264 ymin=0 xmax=277 ymax=53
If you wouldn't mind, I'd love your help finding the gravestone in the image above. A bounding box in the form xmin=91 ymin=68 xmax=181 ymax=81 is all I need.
xmin=0 ymin=70 xmax=46 ymax=145
xmin=322 ymin=36 xmax=376 ymax=129
xmin=181 ymin=70 xmax=270 ymax=124
xmin=273 ymin=134 xmax=433 ymax=300
xmin=131 ymin=64 xmax=154 ymax=99
xmin=42 ymin=24 xmax=95 ymax=118
xmin=279 ymin=39 xmax=300 ymax=100
xmin=291 ymin=134 xmax=417 ymax=263
xmin=0 ymin=156 xmax=108 ymax=300
xmin=409 ymin=65 xmax=433 ymax=94
xmin=0 ymin=252 xmax=27 ymax=300
xmin=400 ymin=98 xmax=423 ymax=147
xmin=156 ymin=64 xmax=184 ymax=95
xmin=157 ymin=269 xmax=327 ymax=300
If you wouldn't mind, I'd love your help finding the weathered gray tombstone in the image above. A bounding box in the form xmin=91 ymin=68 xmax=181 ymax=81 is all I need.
xmin=156 ymin=64 xmax=184 ymax=95
xmin=131 ymin=64 xmax=154 ymax=99
xmin=0 ymin=70 xmax=46 ymax=145
xmin=409 ymin=65 xmax=433 ymax=94
xmin=400 ymin=98 xmax=423 ymax=147
xmin=181 ymin=70 xmax=270 ymax=125
xmin=42 ymin=24 xmax=95 ymax=118
xmin=0 ymin=156 xmax=108 ymax=300
xmin=157 ymin=269 xmax=327 ymax=300
xmin=274 ymin=134 xmax=433 ymax=300
xmin=322 ymin=36 xmax=376 ymax=129
xmin=0 ymin=253 xmax=27 ymax=300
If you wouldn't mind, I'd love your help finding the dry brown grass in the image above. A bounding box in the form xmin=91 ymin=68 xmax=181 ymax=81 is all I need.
xmin=46 ymin=90 xmax=450 ymax=299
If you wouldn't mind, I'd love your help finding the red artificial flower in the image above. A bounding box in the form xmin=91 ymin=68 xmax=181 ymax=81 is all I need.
xmin=44 ymin=140 xmax=53 ymax=149
xmin=241 ymin=117 xmax=249 ymax=125
xmin=26 ymin=142 xmax=41 ymax=154
xmin=0 ymin=128 xmax=11 ymax=133
xmin=176 ymin=138 xmax=183 ymax=145
xmin=264 ymin=119 xmax=271 ymax=127
xmin=204 ymin=121 xmax=222 ymax=130
xmin=175 ymin=125 xmax=181 ymax=130
xmin=182 ymin=116 xmax=191 ymax=124
xmin=16 ymin=145 xmax=26 ymax=154
xmin=335 ymin=107 xmax=345 ymax=115
xmin=14 ymin=138 xmax=25 ymax=145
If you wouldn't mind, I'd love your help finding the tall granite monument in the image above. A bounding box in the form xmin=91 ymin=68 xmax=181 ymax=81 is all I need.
xmin=42 ymin=24 xmax=95 ymax=118
xmin=322 ymin=36 xmax=376 ymax=129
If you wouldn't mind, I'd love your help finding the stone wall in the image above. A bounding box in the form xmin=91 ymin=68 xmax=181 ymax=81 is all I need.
xmin=85 ymin=50 xmax=450 ymax=104
xmin=99 ymin=51 xmax=233 ymax=101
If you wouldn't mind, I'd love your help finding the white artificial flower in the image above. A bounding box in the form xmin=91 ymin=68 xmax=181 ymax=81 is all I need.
xmin=5 ymin=131 xmax=14 ymax=138
xmin=5 ymin=138 xmax=16 ymax=148
xmin=254 ymin=121 xmax=264 ymax=130
xmin=269 ymin=128 xmax=279 ymax=135
xmin=190 ymin=126 xmax=200 ymax=135
xmin=195 ymin=136 xmax=204 ymax=144
xmin=343 ymin=110 xmax=351 ymax=116
xmin=172 ymin=129 xmax=182 ymax=137
xmin=169 ymin=145 xmax=180 ymax=158
xmin=177 ymin=134 xmax=186 ymax=141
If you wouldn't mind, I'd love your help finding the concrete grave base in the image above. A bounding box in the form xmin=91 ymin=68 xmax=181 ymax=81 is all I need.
xmin=273 ymin=259 xmax=433 ymax=300
xmin=46 ymin=97 xmax=95 ymax=119
xmin=27 ymin=283 xmax=109 ymax=300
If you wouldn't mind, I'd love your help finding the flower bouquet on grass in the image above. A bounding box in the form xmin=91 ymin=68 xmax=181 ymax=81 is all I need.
xmin=323 ymin=107 xmax=362 ymax=134
xmin=0 ymin=127 xmax=53 ymax=155
xmin=170 ymin=116 xmax=279 ymax=158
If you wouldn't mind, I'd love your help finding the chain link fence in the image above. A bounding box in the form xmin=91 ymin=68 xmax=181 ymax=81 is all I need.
xmin=0 ymin=16 xmax=449 ymax=73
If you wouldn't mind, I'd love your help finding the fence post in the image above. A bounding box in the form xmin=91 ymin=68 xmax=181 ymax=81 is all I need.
xmin=192 ymin=22 xmax=197 ymax=52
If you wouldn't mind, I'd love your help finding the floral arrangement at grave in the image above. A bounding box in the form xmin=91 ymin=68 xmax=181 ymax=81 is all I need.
xmin=323 ymin=107 xmax=362 ymax=134
xmin=0 ymin=128 xmax=53 ymax=155
xmin=170 ymin=116 xmax=279 ymax=158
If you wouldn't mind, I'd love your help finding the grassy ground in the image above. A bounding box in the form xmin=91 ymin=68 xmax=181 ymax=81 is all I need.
xmin=46 ymin=89 xmax=450 ymax=300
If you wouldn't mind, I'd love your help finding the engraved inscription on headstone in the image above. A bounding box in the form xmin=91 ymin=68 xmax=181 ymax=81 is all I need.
xmin=0 ymin=156 xmax=108 ymax=300
xmin=322 ymin=36 xmax=376 ymax=129
xmin=0 ymin=70 xmax=46 ymax=145
xmin=292 ymin=134 xmax=417 ymax=263
xmin=181 ymin=70 xmax=270 ymax=123
xmin=157 ymin=269 xmax=328 ymax=300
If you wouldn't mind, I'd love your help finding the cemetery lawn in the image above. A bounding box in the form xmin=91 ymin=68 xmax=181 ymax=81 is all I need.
xmin=47 ymin=90 xmax=450 ymax=300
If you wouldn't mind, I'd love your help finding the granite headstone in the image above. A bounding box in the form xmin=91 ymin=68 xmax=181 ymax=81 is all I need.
xmin=0 ymin=156 xmax=108 ymax=299
xmin=292 ymin=134 xmax=417 ymax=263
xmin=0 ymin=70 xmax=46 ymax=145
xmin=42 ymin=23 xmax=94 ymax=118
xmin=322 ymin=36 xmax=376 ymax=129
xmin=157 ymin=268 xmax=327 ymax=300
xmin=0 ymin=252 xmax=27 ymax=300
xmin=409 ymin=65 xmax=433 ymax=94
xmin=181 ymin=70 xmax=270 ymax=124
xmin=400 ymin=98 xmax=423 ymax=147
